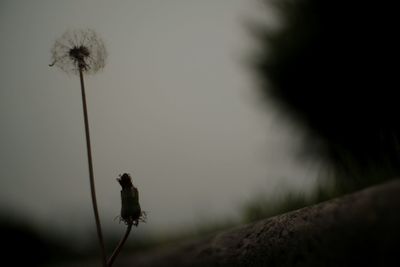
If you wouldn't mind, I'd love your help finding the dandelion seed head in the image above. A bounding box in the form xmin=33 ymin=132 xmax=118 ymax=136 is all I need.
xmin=51 ymin=29 xmax=107 ymax=75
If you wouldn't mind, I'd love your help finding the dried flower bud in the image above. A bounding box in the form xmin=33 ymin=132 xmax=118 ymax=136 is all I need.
xmin=117 ymin=173 xmax=146 ymax=226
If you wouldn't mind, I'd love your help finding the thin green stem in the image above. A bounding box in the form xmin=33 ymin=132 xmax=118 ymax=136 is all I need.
xmin=79 ymin=68 xmax=107 ymax=267
xmin=107 ymin=223 xmax=133 ymax=267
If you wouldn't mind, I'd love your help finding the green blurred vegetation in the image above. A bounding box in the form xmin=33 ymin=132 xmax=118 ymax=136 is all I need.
xmin=241 ymin=183 xmax=338 ymax=223
xmin=240 ymin=0 xmax=400 ymax=225
xmin=250 ymin=0 xmax=400 ymax=191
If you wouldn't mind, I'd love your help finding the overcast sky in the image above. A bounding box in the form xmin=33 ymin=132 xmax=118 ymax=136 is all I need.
xmin=0 ymin=0 xmax=319 ymax=238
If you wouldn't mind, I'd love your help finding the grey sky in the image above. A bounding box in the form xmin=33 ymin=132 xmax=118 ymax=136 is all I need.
xmin=0 ymin=0 xmax=318 ymax=237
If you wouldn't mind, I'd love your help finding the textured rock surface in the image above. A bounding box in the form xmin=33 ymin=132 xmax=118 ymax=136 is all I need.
xmin=117 ymin=180 xmax=400 ymax=267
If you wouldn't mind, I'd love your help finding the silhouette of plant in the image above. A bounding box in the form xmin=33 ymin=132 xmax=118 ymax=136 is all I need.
xmin=51 ymin=29 xmax=145 ymax=267
xmin=107 ymin=173 xmax=146 ymax=266
xmin=50 ymin=29 xmax=106 ymax=74
xmin=50 ymin=28 xmax=108 ymax=266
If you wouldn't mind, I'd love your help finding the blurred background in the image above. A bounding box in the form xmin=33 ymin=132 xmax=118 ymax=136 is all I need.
xmin=1 ymin=0 xmax=398 ymax=266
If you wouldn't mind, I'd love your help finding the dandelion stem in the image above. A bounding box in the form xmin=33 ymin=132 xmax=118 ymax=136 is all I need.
xmin=79 ymin=68 xmax=107 ymax=267
xmin=107 ymin=223 xmax=133 ymax=267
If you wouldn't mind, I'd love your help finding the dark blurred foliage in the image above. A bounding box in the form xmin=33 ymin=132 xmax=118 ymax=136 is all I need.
xmin=241 ymin=184 xmax=339 ymax=223
xmin=0 ymin=215 xmax=82 ymax=266
xmin=0 ymin=213 xmax=157 ymax=266
xmin=251 ymin=0 xmax=400 ymax=191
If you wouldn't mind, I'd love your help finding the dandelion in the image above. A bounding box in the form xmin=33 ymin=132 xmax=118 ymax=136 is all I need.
xmin=50 ymin=29 xmax=107 ymax=267
xmin=50 ymin=29 xmax=107 ymax=74
xmin=108 ymin=173 xmax=146 ymax=267
xmin=117 ymin=173 xmax=146 ymax=226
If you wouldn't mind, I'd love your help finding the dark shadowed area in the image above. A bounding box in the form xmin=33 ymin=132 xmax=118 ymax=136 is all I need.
xmin=251 ymin=0 xmax=400 ymax=190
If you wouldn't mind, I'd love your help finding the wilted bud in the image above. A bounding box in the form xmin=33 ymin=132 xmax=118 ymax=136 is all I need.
xmin=117 ymin=173 xmax=145 ymax=226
